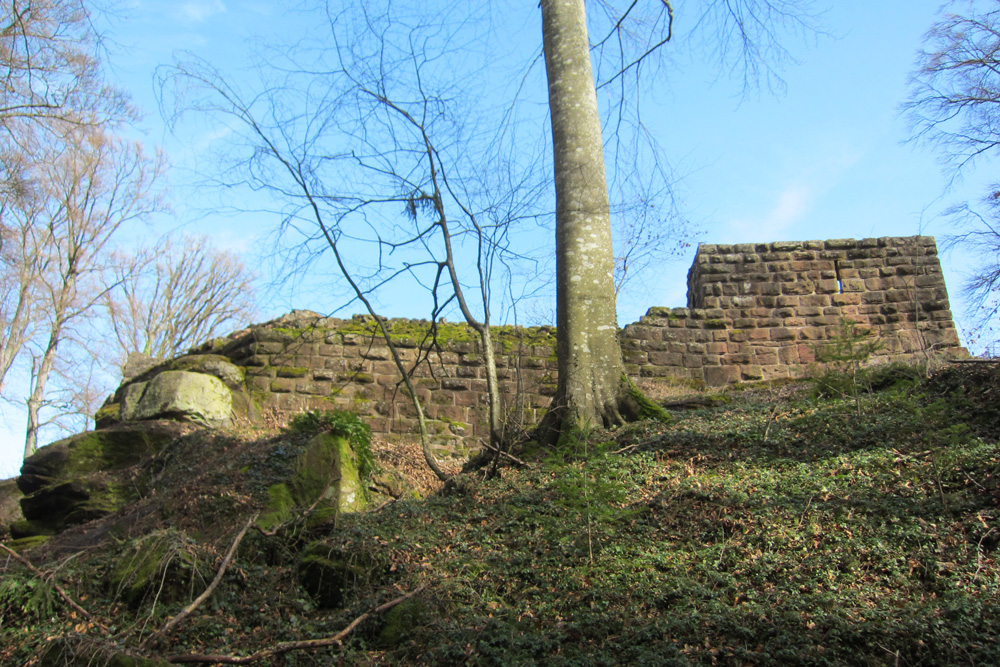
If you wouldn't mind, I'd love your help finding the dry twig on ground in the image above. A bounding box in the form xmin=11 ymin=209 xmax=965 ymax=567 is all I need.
xmin=164 ymin=585 xmax=427 ymax=664
xmin=141 ymin=513 xmax=257 ymax=649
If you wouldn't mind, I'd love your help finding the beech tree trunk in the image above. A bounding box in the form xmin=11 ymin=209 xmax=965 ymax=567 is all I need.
xmin=537 ymin=0 xmax=643 ymax=444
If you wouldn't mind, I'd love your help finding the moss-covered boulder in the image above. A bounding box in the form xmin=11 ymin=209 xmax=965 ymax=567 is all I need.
xmin=257 ymin=432 xmax=368 ymax=533
xmin=376 ymin=598 xmax=431 ymax=647
xmin=298 ymin=540 xmax=388 ymax=609
xmin=121 ymin=370 xmax=232 ymax=428
xmin=106 ymin=353 xmax=259 ymax=428
xmin=109 ymin=529 xmax=204 ymax=607
xmin=368 ymin=469 xmax=421 ymax=503
xmin=14 ymin=422 xmax=186 ymax=537
xmin=0 ymin=477 xmax=24 ymax=538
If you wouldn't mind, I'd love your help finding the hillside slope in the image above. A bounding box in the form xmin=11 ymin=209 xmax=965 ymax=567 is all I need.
xmin=1 ymin=363 xmax=998 ymax=666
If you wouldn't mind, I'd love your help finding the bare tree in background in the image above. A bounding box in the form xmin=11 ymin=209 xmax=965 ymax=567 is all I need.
xmin=0 ymin=151 xmax=43 ymax=392
xmin=906 ymin=2 xmax=1000 ymax=347
xmin=161 ymin=2 xmax=547 ymax=479
xmin=1 ymin=0 xmax=133 ymax=206
xmin=0 ymin=0 xmax=131 ymax=134
xmin=106 ymin=234 xmax=257 ymax=366
xmin=20 ymin=127 xmax=164 ymax=458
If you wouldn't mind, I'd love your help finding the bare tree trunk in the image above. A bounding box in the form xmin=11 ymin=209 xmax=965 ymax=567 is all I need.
xmin=537 ymin=0 xmax=645 ymax=445
xmin=24 ymin=329 xmax=61 ymax=458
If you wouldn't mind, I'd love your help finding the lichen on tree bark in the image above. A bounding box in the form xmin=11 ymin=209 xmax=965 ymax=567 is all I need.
xmin=536 ymin=0 xmax=669 ymax=446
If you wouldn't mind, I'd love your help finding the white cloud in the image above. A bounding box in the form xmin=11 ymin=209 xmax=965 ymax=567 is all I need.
xmin=769 ymin=187 xmax=811 ymax=229
xmin=177 ymin=0 xmax=226 ymax=23
xmin=729 ymin=184 xmax=814 ymax=240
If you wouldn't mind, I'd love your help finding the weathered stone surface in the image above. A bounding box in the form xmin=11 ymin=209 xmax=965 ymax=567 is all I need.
xmin=125 ymin=370 xmax=232 ymax=427
xmin=15 ymin=422 xmax=187 ymax=536
xmin=122 ymin=351 xmax=163 ymax=381
xmin=256 ymin=433 xmax=367 ymax=534
xmin=0 ymin=477 xmax=23 ymax=537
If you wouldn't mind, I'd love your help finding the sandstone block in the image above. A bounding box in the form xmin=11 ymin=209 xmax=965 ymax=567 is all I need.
xmin=770 ymin=327 xmax=796 ymax=341
xmin=704 ymin=365 xmax=741 ymax=385
xmin=123 ymin=371 xmax=232 ymax=428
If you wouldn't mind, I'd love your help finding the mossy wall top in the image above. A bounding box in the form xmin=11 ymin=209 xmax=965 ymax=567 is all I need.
xmin=169 ymin=236 xmax=965 ymax=456
xmin=200 ymin=316 xmax=559 ymax=459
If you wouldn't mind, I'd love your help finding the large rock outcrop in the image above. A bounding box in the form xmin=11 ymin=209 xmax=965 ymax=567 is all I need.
xmin=0 ymin=478 xmax=23 ymax=538
xmin=98 ymin=354 xmax=256 ymax=429
xmin=121 ymin=370 xmax=232 ymax=427
xmin=13 ymin=422 xmax=190 ymax=537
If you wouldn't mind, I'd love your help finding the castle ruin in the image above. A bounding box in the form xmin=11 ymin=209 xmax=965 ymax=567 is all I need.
xmin=120 ymin=236 xmax=967 ymax=457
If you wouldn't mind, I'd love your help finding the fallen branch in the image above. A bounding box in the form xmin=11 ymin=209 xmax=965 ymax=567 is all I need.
xmin=949 ymin=358 xmax=1000 ymax=363
xmin=479 ymin=440 xmax=529 ymax=467
xmin=0 ymin=543 xmax=101 ymax=626
xmin=141 ymin=513 xmax=257 ymax=649
xmin=165 ymin=585 xmax=427 ymax=664
xmin=611 ymin=438 xmax=659 ymax=455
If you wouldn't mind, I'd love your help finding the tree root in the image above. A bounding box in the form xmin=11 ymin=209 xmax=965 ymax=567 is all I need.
xmin=535 ymin=375 xmax=672 ymax=448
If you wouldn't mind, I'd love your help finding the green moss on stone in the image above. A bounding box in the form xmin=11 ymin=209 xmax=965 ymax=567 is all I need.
xmin=9 ymin=519 xmax=59 ymax=538
xmin=254 ymin=433 xmax=368 ymax=534
xmin=257 ymin=483 xmax=295 ymax=533
xmin=4 ymin=534 xmax=50 ymax=550
xmin=622 ymin=375 xmax=673 ymax=424
xmin=330 ymin=318 xmax=558 ymax=352
xmin=272 ymin=326 xmax=312 ymax=338
xmin=94 ymin=402 xmax=121 ymax=425
xmin=110 ymin=530 xmax=201 ymax=606
xmin=378 ymin=599 xmax=429 ymax=647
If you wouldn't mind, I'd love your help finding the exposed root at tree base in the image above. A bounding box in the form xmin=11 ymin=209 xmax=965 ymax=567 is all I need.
xmin=532 ymin=375 xmax=672 ymax=450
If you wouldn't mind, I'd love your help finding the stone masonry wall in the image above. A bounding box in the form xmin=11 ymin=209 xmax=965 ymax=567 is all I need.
xmin=209 ymin=318 xmax=559 ymax=458
xmin=619 ymin=236 xmax=965 ymax=384
xmin=178 ymin=236 xmax=965 ymax=456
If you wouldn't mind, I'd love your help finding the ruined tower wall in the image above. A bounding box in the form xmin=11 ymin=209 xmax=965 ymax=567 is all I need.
xmin=620 ymin=236 xmax=965 ymax=384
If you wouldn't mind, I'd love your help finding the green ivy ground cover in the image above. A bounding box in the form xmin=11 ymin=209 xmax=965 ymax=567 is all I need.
xmin=2 ymin=365 xmax=998 ymax=666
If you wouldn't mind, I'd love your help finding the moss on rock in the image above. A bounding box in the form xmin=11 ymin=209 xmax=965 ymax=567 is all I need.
xmin=16 ymin=423 xmax=185 ymax=535
xmin=621 ymin=375 xmax=673 ymax=424
xmin=0 ymin=477 xmax=24 ymax=537
xmin=109 ymin=529 xmax=203 ymax=606
xmin=377 ymin=598 xmax=430 ymax=647
xmin=298 ymin=540 xmax=388 ymax=609
xmin=255 ymin=433 xmax=368 ymax=533
xmin=94 ymin=402 xmax=122 ymax=429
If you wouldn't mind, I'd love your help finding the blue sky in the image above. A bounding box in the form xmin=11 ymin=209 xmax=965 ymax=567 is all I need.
xmin=0 ymin=0 xmax=991 ymax=476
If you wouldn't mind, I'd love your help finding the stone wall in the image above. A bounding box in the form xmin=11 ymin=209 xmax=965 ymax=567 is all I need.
xmin=156 ymin=236 xmax=965 ymax=456
xmin=622 ymin=236 xmax=966 ymax=384
xmin=207 ymin=318 xmax=560 ymax=458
